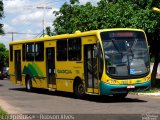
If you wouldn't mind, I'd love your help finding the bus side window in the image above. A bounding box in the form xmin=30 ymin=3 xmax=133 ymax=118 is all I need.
xmin=9 ymin=45 xmax=13 ymax=61
xmin=57 ymin=40 xmax=67 ymax=61
xmin=22 ymin=44 xmax=26 ymax=61
xmin=35 ymin=42 xmax=44 ymax=61
xmin=68 ymin=38 xmax=81 ymax=61
xmin=26 ymin=43 xmax=34 ymax=61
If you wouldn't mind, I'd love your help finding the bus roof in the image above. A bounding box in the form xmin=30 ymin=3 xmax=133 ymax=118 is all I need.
xmin=9 ymin=28 xmax=144 ymax=45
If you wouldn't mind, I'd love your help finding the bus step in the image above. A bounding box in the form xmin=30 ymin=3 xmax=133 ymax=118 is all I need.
xmin=48 ymin=88 xmax=56 ymax=91
xmin=86 ymin=92 xmax=99 ymax=95
xmin=16 ymin=83 xmax=22 ymax=85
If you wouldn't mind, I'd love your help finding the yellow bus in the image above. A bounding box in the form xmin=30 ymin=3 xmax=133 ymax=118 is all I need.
xmin=9 ymin=28 xmax=151 ymax=98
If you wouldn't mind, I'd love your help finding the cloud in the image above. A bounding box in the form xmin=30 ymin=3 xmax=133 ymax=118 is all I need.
xmin=11 ymin=11 xmax=43 ymax=25
xmin=3 ymin=23 xmax=15 ymax=32
xmin=0 ymin=35 xmax=12 ymax=49
xmin=4 ymin=0 xmax=59 ymax=14
xmin=11 ymin=6 xmax=56 ymax=31
xmin=79 ymin=0 xmax=99 ymax=5
xmin=2 ymin=0 xmax=100 ymax=49
xmin=4 ymin=0 xmax=27 ymax=14
xmin=19 ymin=29 xmax=37 ymax=40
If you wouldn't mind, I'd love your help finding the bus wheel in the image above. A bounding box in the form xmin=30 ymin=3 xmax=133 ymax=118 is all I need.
xmin=74 ymin=82 xmax=85 ymax=98
xmin=26 ymin=77 xmax=32 ymax=92
xmin=113 ymin=93 xmax=128 ymax=99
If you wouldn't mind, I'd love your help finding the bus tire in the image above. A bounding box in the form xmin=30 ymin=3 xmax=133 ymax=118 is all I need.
xmin=74 ymin=81 xmax=85 ymax=98
xmin=113 ymin=93 xmax=128 ymax=99
xmin=26 ymin=76 xmax=33 ymax=92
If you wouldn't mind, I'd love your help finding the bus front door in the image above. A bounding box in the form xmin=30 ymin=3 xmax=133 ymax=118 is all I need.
xmin=84 ymin=44 xmax=99 ymax=94
xmin=46 ymin=47 xmax=56 ymax=89
xmin=14 ymin=50 xmax=22 ymax=83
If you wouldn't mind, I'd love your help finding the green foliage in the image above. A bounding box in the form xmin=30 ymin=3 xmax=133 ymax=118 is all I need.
xmin=70 ymin=0 xmax=79 ymax=4
xmin=45 ymin=27 xmax=55 ymax=36
xmin=97 ymin=0 xmax=160 ymax=33
xmin=0 ymin=43 xmax=9 ymax=70
xmin=0 ymin=107 xmax=11 ymax=120
xmin=52 ymin=0 xmax=160 ymax=35
xmin=0 ymin=1 xmax=4 ymax=35
xmin=53 ymin=0 xmax=98 ymax=34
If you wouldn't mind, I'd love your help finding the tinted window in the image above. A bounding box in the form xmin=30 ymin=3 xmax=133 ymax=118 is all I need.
xmin=100 ymin=31 xmax=145 ymax=41
xmin=57 ymin=40 xmax=67 ymax=61
xmin=26 ymin=43 xmax=34 ymax=61
xmin=68 ymin=38 xmax=81 ymax=61
xmin=35 ymin=42 xmax=44 ymax=61
xmin=101 ymin=31 xmax=150 ymax=77
xmin=22 ymin=44 xmax=26 ymax=61
xmin=9 ymin=45 xmax=13 ymax=61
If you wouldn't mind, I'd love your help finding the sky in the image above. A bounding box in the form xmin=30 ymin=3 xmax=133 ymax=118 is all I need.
xmin=0 ymin=0 xmax=99 ymax=49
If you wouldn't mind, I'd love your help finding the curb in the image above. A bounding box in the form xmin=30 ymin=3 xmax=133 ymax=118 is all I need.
xmin=137 ymin=92 xmax=160 ymax=96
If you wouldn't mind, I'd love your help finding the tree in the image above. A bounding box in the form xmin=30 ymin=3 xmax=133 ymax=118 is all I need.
xmin=45 ymin=27 xmax=55 ymax=36
xmin=0 ymin=43 xmax=9 ymax=70
xmin=52 ymin=0 xmax=160 ymax=87
xmin=0 ymin=0 xmax=4 ymax=34
xmin=53 ymin=0 xmax=160 ymax=34
xmin=53 ymin=0 xmax=97 ymax=34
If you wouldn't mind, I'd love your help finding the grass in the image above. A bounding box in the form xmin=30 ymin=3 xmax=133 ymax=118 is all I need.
xmin=130 ymin=79 xmax=160 ymax=94
xmin=0 ymin=107 xmax=11 ymax=120
xmin=129 ymin=88 xmax=159 ymax=95
xmin=130 ymin=88 xmax=159 ymax=95
xmin=138 ymin=88 xmax=159 ymax=93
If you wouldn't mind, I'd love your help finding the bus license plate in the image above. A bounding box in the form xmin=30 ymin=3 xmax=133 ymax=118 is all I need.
xmin=127 ymin=85 xmax=135 ymax=89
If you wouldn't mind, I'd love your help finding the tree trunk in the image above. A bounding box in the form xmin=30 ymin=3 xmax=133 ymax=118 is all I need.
xmin=151 ymin=54 xmax=159 ymax=87
xmin=151 ymin=28 xmax=160 ymax=88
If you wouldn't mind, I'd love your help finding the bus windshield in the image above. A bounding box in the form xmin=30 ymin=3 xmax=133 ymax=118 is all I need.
xmin=100 ymin=31 xmax=150 ymax=78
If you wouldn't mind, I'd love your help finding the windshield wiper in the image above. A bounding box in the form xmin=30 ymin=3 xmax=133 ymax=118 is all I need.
xmin=111 ymin=39 xmax=122 ymax=56
xmin=131 ymin=38 xmax=138 ymax=49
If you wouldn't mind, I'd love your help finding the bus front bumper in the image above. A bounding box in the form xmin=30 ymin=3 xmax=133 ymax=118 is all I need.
xmin=100 ymin=81 xmax=151 ymax=95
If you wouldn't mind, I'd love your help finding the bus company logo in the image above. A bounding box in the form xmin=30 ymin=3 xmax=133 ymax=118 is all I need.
xmin=23 ymin=63 xmax=44 ymax=78
xmin=57 ymin=70 xmax=72 ymax=74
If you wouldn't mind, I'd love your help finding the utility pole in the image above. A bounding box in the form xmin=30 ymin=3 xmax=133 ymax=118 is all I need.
xmin=37 ymin=5 xmax=52 ymax=37
xmin=6 ymin=32 xmax=17 ymax=41
xmin=11 ymin=32 xmax=13 ymax=41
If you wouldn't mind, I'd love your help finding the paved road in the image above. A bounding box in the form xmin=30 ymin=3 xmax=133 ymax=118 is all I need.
xmin=0 ymin=79 xmax=160 ymax=119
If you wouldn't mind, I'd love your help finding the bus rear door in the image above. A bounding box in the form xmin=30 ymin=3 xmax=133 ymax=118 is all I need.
xmin=14 ymin=50 xmax=22 ymax=83
xmin=46 ymin=47 xmax=56 ymax=89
